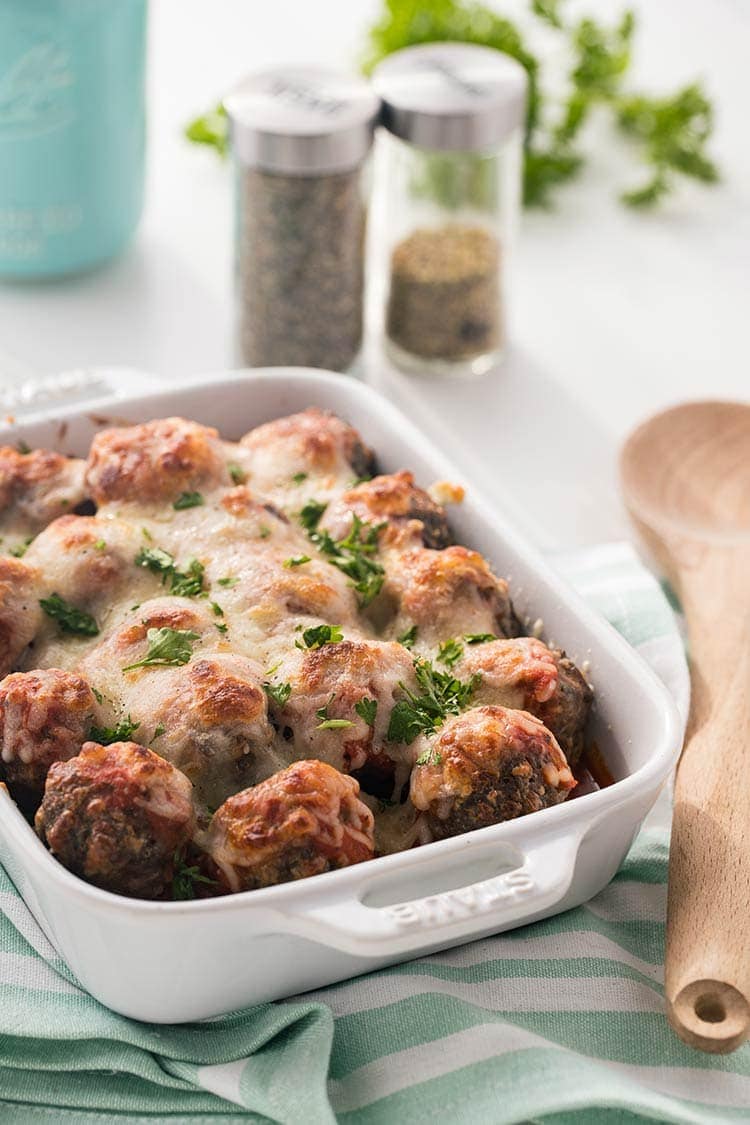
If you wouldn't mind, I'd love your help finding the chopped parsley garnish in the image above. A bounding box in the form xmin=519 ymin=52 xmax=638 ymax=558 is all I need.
xmin=227 ymin=462 xmax=247 ymax=485
xmin=283 ymin=555 xmax=311 ymax=568
xmin=16 ymin=441 xmax=31 ymax=455
xmin=135 ymin=546 xmax=206 ymax=598
xmin=397 ymin=625 xmax=418 ymax=649
xmin=172 ymin=853 xmax=217 ymax=901
xmin=141 ymin=526 xmax=153 ymax=542
xmin=355 ymin=697 xmax=378 ymax=726
xmin=40 ymin=593 xmax=99 ymax=637
xmin=305 ymin=514 xmax=385 ymax=607
xmin=300 ymin=623 xmax=344 ymax=649
xmin=437 ymin=638 xmax=464 ymax=668
xmin=464 ymin=633 xmax=497 ymax=645
xmin=209 ymin=600 xmax=224 ymax=616
xmin=10 ymin=536 xmax=34 ymax=558
xmin=169 ymin=558 xmax=205 ymax=598
xmin=386 ymin=659 xmax=481 ymax=745
xmin=215 ymin=621 xmax=228 ymax=634
xmin=123 ymin=627 xmax=199 ymax=672
xmin=89 ymin=715 xmax=141 ymax=745
xmin=292 ymin=471 xmax=308 ymax=485
xmin=94 ymin=538 xmax=106 ymax=551
xmin=315 ymin=694 xmax=355 ymax=731
xmin=259 ymin=525 xmax=271 ymax=539
xmin=299 ymin=499 xmax=327 ymax=531
xmin=218 ymin=576 xmax=239 ymax=588
xmin=263 ymin=681 xmax=292 ymax=707
xmin=173 ymin=491 xmax=204 ymax=510
xmin=152 ymin=722 xmax=166 ymax=740
xmin=91 ymin=687 xmax=104 ymax=704
xmin=416 ymin=748 xmax=443 ymax=767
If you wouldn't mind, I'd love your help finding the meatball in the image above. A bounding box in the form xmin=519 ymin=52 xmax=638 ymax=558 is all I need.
xmin=410 ymin=706 xmax=576 ymax=839
xmin=0 ymin=556 xmax=43 ymax=676
xmin=0 ymin=668 xmax=95 ymax=797
xmin=388 ymin=546 xmax=520 ymax=645
xmin=458 ymin=638 xmax=592 ymax=765
xmin=240 ymin=409 xmax=374 ymax=494
xmin=320 ymin=472 xmax=452 ymax=550
xmin=0 ymin=447 xmax=87 ymax=543
xmin=206 ymin=760 xmax=375 ymax=892
xmin=122 ymin=654 xmax=283 ymax=810
xmin=85 ymin=417 xmax=229 ymax=506
xmin=272 ymin=639 xmax=417 ymax=795
xmin=36 ymin=741 xmax=196 ymax=899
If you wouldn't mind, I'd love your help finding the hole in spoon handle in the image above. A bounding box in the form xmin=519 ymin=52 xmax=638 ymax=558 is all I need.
xmin=668 ymin=980 xmax=750 ymax=1054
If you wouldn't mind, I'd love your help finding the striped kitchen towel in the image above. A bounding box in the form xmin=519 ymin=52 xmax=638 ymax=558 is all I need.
xmin=3 ymin=543 xmax=746 ymax=1125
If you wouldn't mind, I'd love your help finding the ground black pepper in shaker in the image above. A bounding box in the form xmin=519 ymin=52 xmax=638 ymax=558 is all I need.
xmin=225 ymin=68 xmax=380 ymax=372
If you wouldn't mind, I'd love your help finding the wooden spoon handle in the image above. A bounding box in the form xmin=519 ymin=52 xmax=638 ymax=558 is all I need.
xmin=665 ymin=552 xmax=750 ymax=1052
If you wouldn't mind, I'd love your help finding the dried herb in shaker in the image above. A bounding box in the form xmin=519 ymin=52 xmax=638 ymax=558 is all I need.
xmin=387 ymin=225 xmax=500 ymax=362
xmin=225 ymin=68 xmax=380 ymax=372
xmin=372 ymin=44 xmax=527 ymax=377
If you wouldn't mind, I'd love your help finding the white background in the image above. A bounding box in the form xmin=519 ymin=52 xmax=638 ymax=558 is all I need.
xmin=0 ymin=0 xmax=747 ymax=549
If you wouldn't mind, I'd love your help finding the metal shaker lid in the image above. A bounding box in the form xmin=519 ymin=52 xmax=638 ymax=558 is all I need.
xmin=371 ymin=43 xmax=527 ymax=153
xmin=225 ymin=66 xmax=380 ymax=174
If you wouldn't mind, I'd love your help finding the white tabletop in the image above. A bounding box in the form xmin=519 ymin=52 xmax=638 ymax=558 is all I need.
xmin=0 ymin=0 xmax=746 ymax=551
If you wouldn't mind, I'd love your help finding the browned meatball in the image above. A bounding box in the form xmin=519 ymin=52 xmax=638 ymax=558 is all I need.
xmin=0 ymin=447 xmax=87 ymax=541
xmin=458 ymin=638 xmax=592 ymax=766
xmin=240 ymin=408 xmax=374 ymax=487
xmin=321 ymin=472 xmax=452 ymax=550
xmin=85 ymin=417 xmax=228 ymax=506
xmin=274 ymin=639 xmax=416 ymax=795
xmin=0 ymin=556 xmax=43 ymax=676
xmin=36 ymin=741 xmax=195 ymax=899
xmin=389 ymin=546 xmax=520 ymax=645
xmin=206 ymin=760 xmax=375 ymax=892
xmin=410 ymin=706 xmax=576 ymax=840
xmin=0 ymin=668 xmax=95 ymax=796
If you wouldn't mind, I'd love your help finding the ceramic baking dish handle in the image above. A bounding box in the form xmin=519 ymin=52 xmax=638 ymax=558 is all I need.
xmin=279 ymin=827 xmax=584 ymax=958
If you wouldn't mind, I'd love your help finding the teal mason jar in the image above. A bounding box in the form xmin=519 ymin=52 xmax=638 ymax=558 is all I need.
xmin=0 ymin=0 xmax=147 ymax=278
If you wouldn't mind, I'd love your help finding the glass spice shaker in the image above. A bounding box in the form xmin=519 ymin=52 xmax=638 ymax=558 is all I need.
xmin=225 ymin=67 xmax=380 ymax=372
xmin=371 ymin=44 xmax=527 ymax=377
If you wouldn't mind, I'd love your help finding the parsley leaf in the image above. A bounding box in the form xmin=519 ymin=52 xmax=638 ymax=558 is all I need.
xmin=416 ymin=748 xmax=443 ymax=767
xmin=173 ymin=491 xmax=204 ymax=510
xmin=259 ymin=525 xmax=271 ymax=539
xmin=301 ymin=624 xmax=344 ymax=649
xmin=135 ymin=546 xmax=174 ymax=577
xmin=89 ymin=715 xmax=140 ymax=745
xmin=263 ymin=681 xmax=292 ymax=706
xmin=386 ymin=659 xmax=481 ymax=744
xmin=93 ymin=538 xmax=106 ymax=551
xmin=315 ymin=694 xmax=355 ymax=730
xmin=299 ymin=499 xmax=327 ymax=531
xmin=152 ymin=722 xmax=166 ymax=739
xmin=355 ymin=697 xmax=378 ymax=726
xmin=169 ymin=558 xmax=205 ymax=598
xmin=464 ymin=633 xmax=496 ymax=645
xmin=172 ymin=853 xmax=217 ymax=900
xmin=209 ymin=600 xmax=224 ymax=616
xmin=305 ymin=513 xmax=385 ymax=607
xmin=397 ymin=625 xmax=417 ymax=650
xmin=40 ymin=593 xmax=99 ymax=637
xmin=183 ymin=102 xmax=228 ymax=157
xmin=16 ymin=440 xmax=31 ymax=455
xmin=123 ymin=627 xmax=199 ymax=672
xmin=218 ymin=576 xmax=239 ymax=587
xmin=227 ymin=462 xmax=247 ymax=485
xmin=283 ymin=555 xmax=311 ymax=568
xmin=437 ymin=638 xmax=464 ymax=668
xmin=292 ymin=471 xmax=308 ymax=485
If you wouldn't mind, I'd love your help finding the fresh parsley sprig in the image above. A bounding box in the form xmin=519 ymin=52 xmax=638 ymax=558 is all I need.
xmin=172 ymin=852 xmax=218 ymax=900
xmin=263 ymin=681 xmax=292 ymax=707
xmin=387 ymin=659 xmax=481 ymax=745
xmin=89 ymin=715 xmax=141 ymax=745
xmin=40 ymin=593 xmax=99 ymax=637
xmin=315 ymin=694 xmax=355 ymax=731
xmin=135 ymin=547 xmax=207 ymax=599
xmin=300 ymin=504 xmax=386 ymax=608
xmin=299 ymin=624 xmax=344 ymax=650
xmin=123 ymin=627 xmax=200 ymax=672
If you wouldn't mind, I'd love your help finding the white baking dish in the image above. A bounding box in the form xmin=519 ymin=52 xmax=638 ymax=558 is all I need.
xmin=0 ymin=368 xmax=681 ymax=1023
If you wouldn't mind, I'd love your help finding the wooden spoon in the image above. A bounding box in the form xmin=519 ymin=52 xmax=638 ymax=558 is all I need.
xmin=621 ymin=400 xmax=750 ymax=1053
